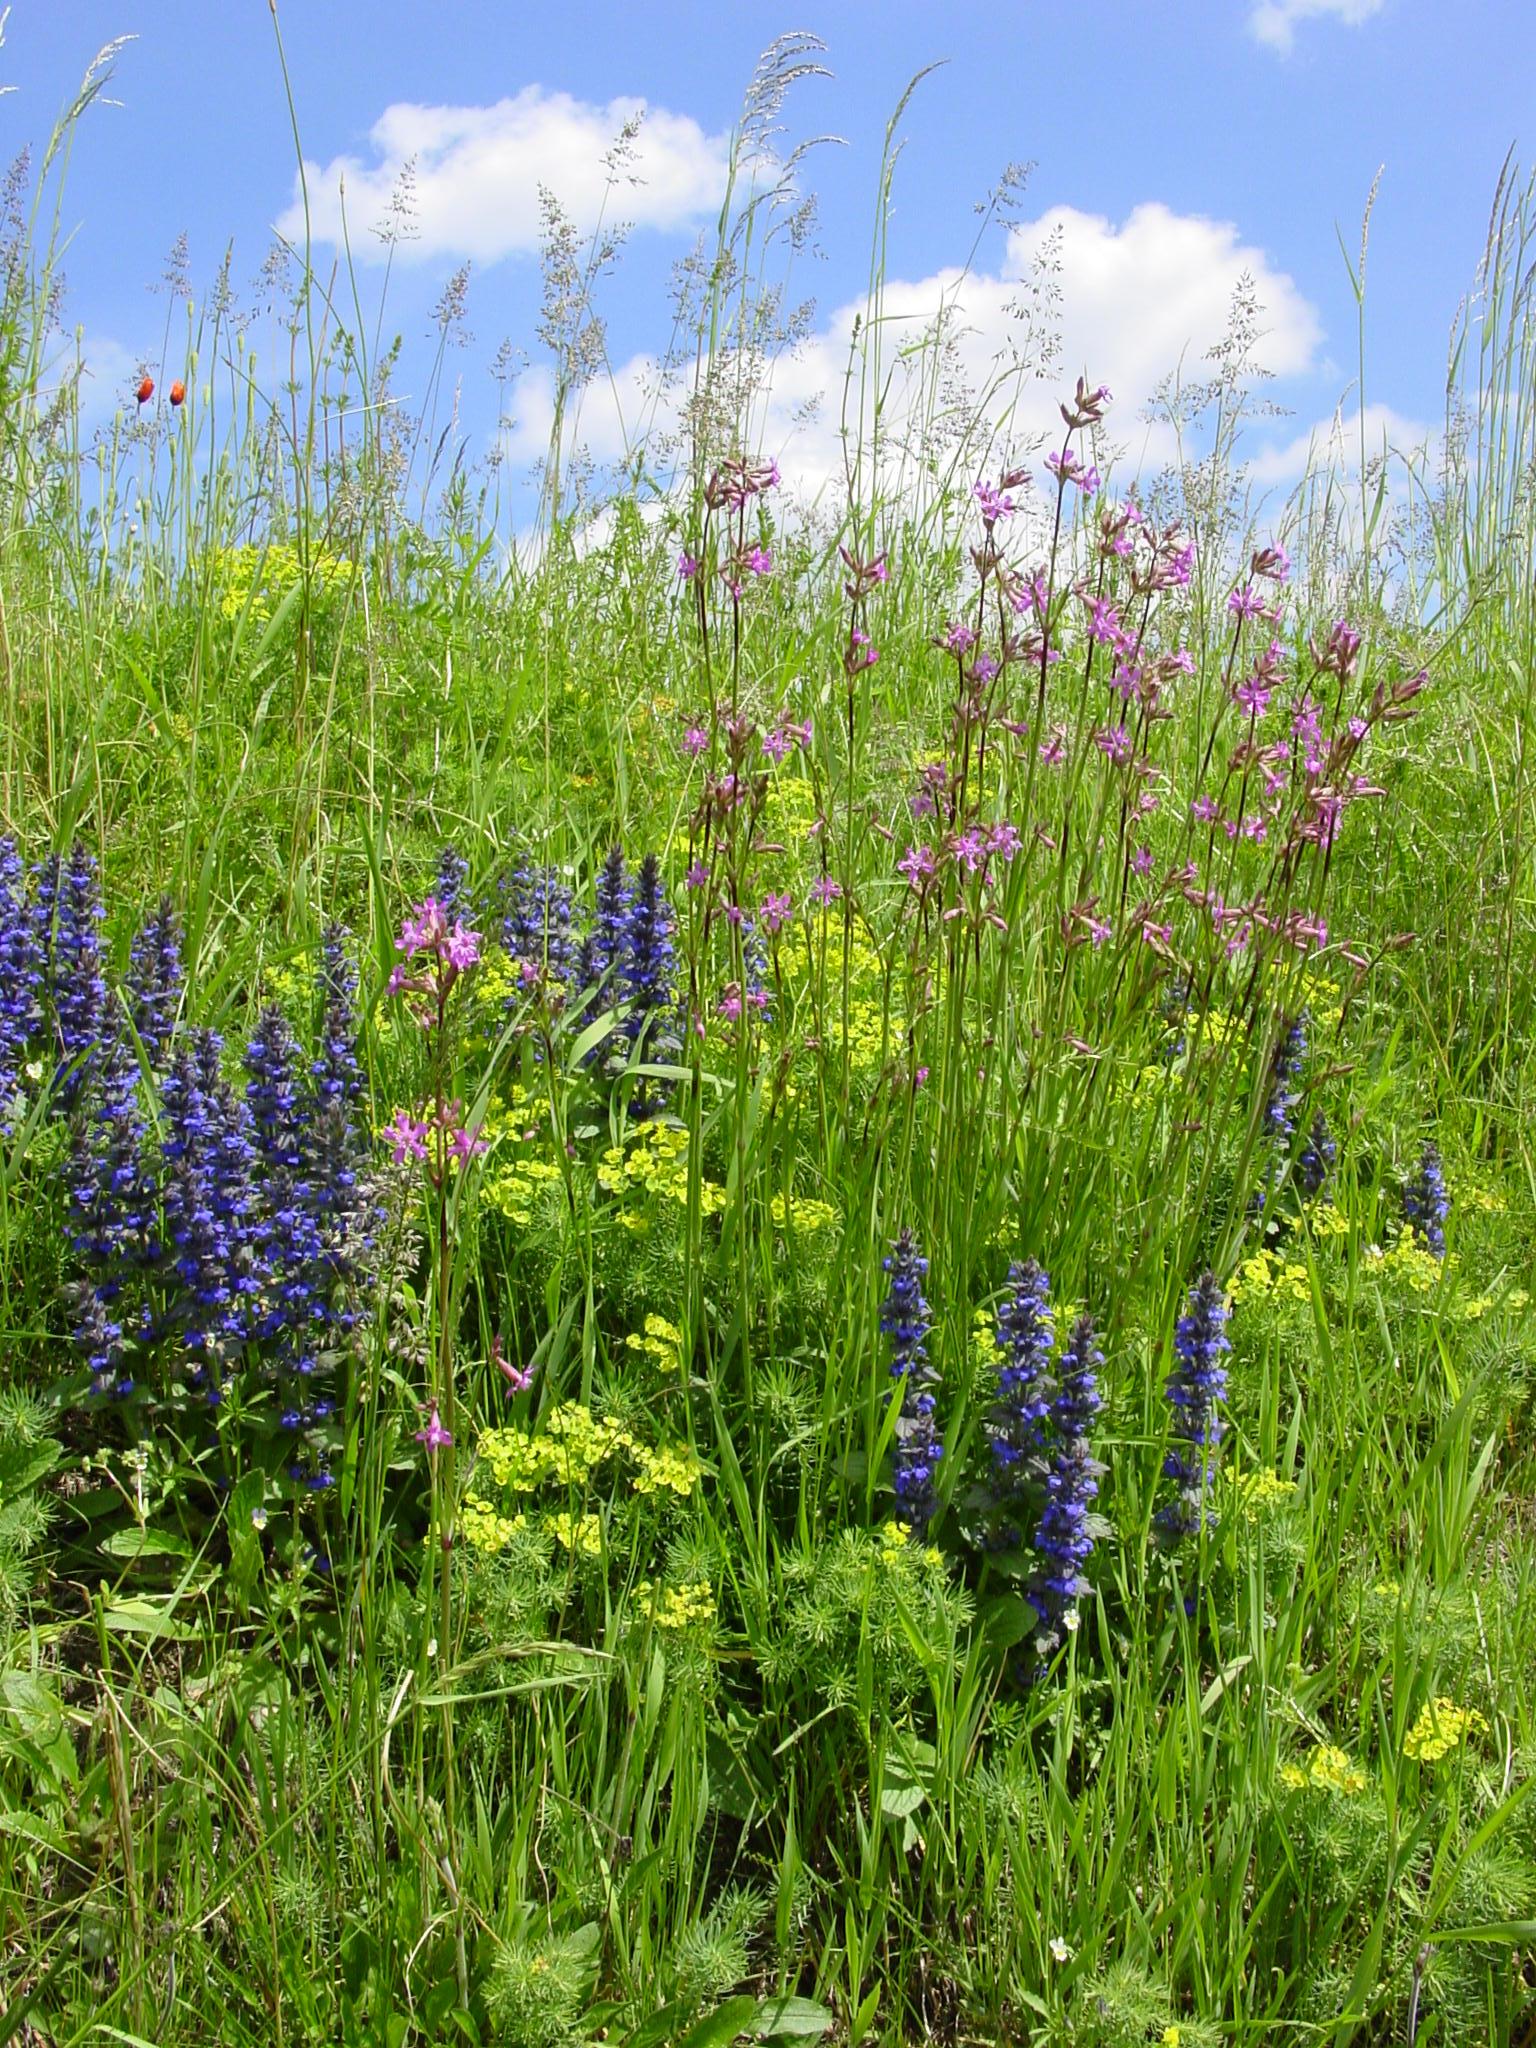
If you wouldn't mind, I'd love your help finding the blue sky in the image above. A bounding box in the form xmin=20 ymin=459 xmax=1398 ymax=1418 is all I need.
xmin=3 ymin=0 xmax=1531 ymax=506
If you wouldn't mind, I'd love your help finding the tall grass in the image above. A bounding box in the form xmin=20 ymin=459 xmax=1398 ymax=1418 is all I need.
xmin=0 ymin=28 xmax=1534 ymax=2048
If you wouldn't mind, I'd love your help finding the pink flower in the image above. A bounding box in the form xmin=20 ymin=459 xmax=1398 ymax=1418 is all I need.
xmin=1141 ymin=920 xmax=1174 ymax=951
xmin=987 ymin=821 xmax=1022 ymax=862
xmin=447 ymin=1122 xmax=488 ymax=1167
xmin=415 ymin=1404 xmax=453 ymax=1452
xmin=809 ymin=875 xmax=843 ymax=906
xmin=1131 ymin=844 xmax=1154 ymax=876
xmin=685 ymin=861 xmax=710 ymax=890
xmin=1191 ymin=794 xmax=1219 ymax=823
xmin=682 ymin=725 xmax=709 ymax=758
xmin=1088 ymin=917 xmax=1113 ymax=947
xmin=445 ymin=922 xmax=481 ymax=971
xmin=745 ymin=544 xmax=772 ymax=576
xmin=1086 ymin=598 xmax=1122 ymax=646
xmin=494 ymin=1336 xmax=533 ymax=1396
xmin=759 ymin=891 xmax=793 ymax=934
xmin=761 ymin=728 xmax=792 ymax=765
xmin=383 ymin=1110 xmax=429 ymax=1164
xmin=1039 ymin=730 xmax=1066 ymax=766
xmin=1233 ymin=674 xmax=1272 ymax=719
xmin=898 ymin=843 xmax=937 ymax=887
xmin=974 ymin=479 xmax=1017 ymax=523
xmin=717 ymin=989 xmax=743 ymax=1022
xmin=1227 ymin=583 xmax=1265 ymax=621
xmin=1095 ymin=725 xmax=1133 ymax=767
xmin=949 ymin=829 xmax=987 ymax=875
xmin=400 ymin=898 xmax=448 ymax=959
xmin=942 ymin=621 xmax=977 ymax=654
xmin=677 ymin=551 xmax=701 ymax=580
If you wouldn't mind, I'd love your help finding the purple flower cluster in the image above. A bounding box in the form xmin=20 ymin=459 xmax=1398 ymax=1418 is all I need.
xmin=881 ymin=1230 xmax=942 ymax=1535
xmin=0 ymin=839 xmax=45 ymax=1127
xmin=1157 ymin=1273 xmax=1231 ymax=1541
xmin=51 ymin=896 xmax=376 ymax=1489
xmin=1026 ymin=1313 xmax=1104 ymax=1660
xmin=1403 ymin=1141 xmax=1448 ymax=1257
xmin=986 ymin=1259 xmax=1054 ymax=1545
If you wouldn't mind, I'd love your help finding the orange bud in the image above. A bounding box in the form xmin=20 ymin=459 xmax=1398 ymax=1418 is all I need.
xmin=135 ymin=375 xmax=154 ymax=405
xmin=169 ymin=380 xmax=186 ymax=407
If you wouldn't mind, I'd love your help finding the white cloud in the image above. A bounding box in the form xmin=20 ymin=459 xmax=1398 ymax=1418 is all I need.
xmin=1247 ymin=401 xmax=1433 ymax=484
xmin=1248 ymin=0 xmax=1386 ymax=55
xmin=505 ymin=198 xmax=1326 ymax=515
xmin=277 ymin=88 xmax=731 ymax=263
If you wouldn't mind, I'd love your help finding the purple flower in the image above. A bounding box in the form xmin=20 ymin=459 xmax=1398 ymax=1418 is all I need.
xmin=1157 ymin=1274 xmax=1230 ymax=1540
xmin=685 ymin=861 xmax=710 ymax=890
xmin=445 ymin=922 xmax=481 ymax=972
xmin=1232 ymin=673 xmax=1272 ymax=719
xmin=949 ymin=829 xmax=987 ymax=875
xmin=384 ymin=1109 xmax=429 ymax=1164
xmin=1228 ymin=583 xmax=1265 ymax=622
xmin=1027 ymin=1312 xmax=1104 ymax=1661
xmin=942 ymin=622 xmax=978 ymax=654
xmin=677 ymin=551 xmax=701 ymax=581
xmin=881 ymin=1229 xmax=941 ymax=1534
xmin=682 ymin=724 xmax=709 ymax=758
xmin=809 ymin=875 xmax=843 ymax=906
xmin=745 ymin=544 xmax=772 ymax=576
xmin=974 ymin=479 xmax=1016 ymax=524
xmin=898 ymin=844 xmax=937 ymax=888
xmin=415 ymin=1404 xmax=453 ymax=1452
xmin=987 ymin=821 xmax=1022 ymax=862
xmin=1095 ymin=725 xmax=1132 ymax=767
xmin=759 ymin=891 xmax=793 ymax=935
xmin=1131 ymin=845 xmax=1154 ymax=877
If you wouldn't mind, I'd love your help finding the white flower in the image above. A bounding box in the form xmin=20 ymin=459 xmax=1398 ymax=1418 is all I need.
xmin=1049 ymin=1936 xmax=1071 ymax=1964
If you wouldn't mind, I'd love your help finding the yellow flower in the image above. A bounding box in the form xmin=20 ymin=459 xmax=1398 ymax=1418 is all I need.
xmin=635 ymin=1579 xmax=715 ymax=1632
xmin=1403 ymin=1697 xmax=1487 ymax=1763
xmin=1230 ymin=1469 xmax=1298 ymax=1521
xmin=1162 ymin=2029 xmax=1182 ymax=2047
xmin=630 ymin=1442 xmax=703 ymax=1498
xmin=1279 ymin=1743 xmax=1367 ymax=1796
xmin=626 ymin=1313 xmax=684 ymax=1374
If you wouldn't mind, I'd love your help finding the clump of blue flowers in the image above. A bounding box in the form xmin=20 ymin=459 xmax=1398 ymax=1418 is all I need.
xmin=0 ymin=838 xmax=44 ymax=1126
xmin=1403 ymin=1141 xmax=1448 ymax=1257
xmin=1026 ymin=1311 xmax=1103 ymax=1662
xmin=1157 ymin=1272 xmax=1231 ymax=1541
xmin=126 ymin=896 xmax=184 ymax=1072
xmin=881 ymin=1229 xmax=941 ymax=1535
xmin=1297 ymin=1111 xmax=1335 ymax=1200
xmin=985 ymin=1258 xmax=1054 ymax=1548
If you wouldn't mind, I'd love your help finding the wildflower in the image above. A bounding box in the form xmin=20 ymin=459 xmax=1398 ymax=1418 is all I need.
xmin=1157 ymin=1273 xmax=1230 ymax=1540
xmin=881 ymin=1230 xmax=941 ymax=1535
xmin=682 ymin=723 xmax=709 ymax=757
xmin=988 ymin=1259 xmax=1054 ymax=1492
xmin=809 ymin=874 xmax=843 ymax=906
xmin=898 ymin=844 xmax=937 ymax=888
xmin=974 ymin=479 xmax=1016 ymax=524
xmin=1403 ymin=1141 xmax=1448 ymax=1257
xmin=494 ymin=1335 xmax=533 ymax=1396
xmin=759 ymin=890 xmax=792 ymax=934
xmin=1297 ymin=1112 xmax=1335 ymax=1199
xmin=578 ymin=846 xmax=630 ymax=994
xmin=949 ymin=829 xmax=987 ymax=875
xmin=0 ymin=840 xmax=45 ymax=1119
xmin=1264 ymin=1014 xmax=1308 ymax=1146
xmin=1232 ymin=672 xmax=1273 ymax=720
xmin=941 ymin=621 xmax=977 ymax=654
xmin=1048 ymin=1937 xmax=1071 ymax=1964
xmin=415 ymin=1404 xmax=453 ymax=1453
xmin=987 ymin=820 xmax=1022 ymax=862
xmin=1086 ymin=597 xmax=1123 ymax=645
xmin=160 ymin=1031 xmax=257 ymax=1398
xmin=169 ymin=379 xmax=186 ymax=406
xmin=126 ymin=896 xmax=184 ymax=1072
xmin=68 ymin=1027 xmax=157 ymax=1399
xmin=685 ymin=861 xmax=710 ymax=890
xmin=500 ymin=860 xmax=576 ymax=987
xmin=621 ymin=854 xmax=679 ymax=1097
xmin=1403 ymin=1697 xmax=1487 ymax=1763
xmin=1227 ymin=583 xmax=1265 ymax=621
xmin=135 ymin=375 xmax=154 ymax=405
xmin=1027 ymin=1312 xmax=1103 ymax=1659
xmin=434 ymin=844 xmax=468 ymax=918
xmin=676 ymin=551 xmax=701 ymax=581
xmin=47 ymin=845 xmax=108 ymax=1106
xmin=1095 ymin=725 xmax=1132 ymax=767
xmin=745 ymin=544 xmax=772 ymax=576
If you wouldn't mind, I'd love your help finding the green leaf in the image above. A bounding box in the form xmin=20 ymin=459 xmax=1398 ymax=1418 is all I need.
xmin=749 ymin=1995 xmax=834 ymax=2038
xmin=675 ymin=1995 xmax=760 ymax=2048
xmin=99 ymin=1526 xmax=191 ymax=1560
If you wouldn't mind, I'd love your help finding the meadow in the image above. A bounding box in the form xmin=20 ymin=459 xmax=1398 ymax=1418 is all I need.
xmin=1 ymin=33 xmax=1535 ymax=2048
